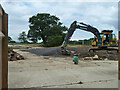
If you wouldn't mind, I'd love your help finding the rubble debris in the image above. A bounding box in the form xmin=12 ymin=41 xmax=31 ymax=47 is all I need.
xmin=78 ymin=53 xmax=93 ymax=58
xmin=93 ymin=55 xmax=99 ymax=60
xmin=83 ymin=55 xmax=100 ymax=60
xmin=45 ymin=68 xmax=48 ymax=70
xmin=44 ymin=56 xmax=50 ymax=59
xmin=70 ymin=51 xmax=76 ymax=56
xmin=21 ymin=47 xmax=118 ymax=60
xmin=8 ymin=47 xmax=24 ymax=61
xmin=84 ymin=57 xmax=93 ymax=60
xmin=77 ymin=81 xmax=83 ymax=84
xmin=104 ymin=58 xmax=108 ymax=60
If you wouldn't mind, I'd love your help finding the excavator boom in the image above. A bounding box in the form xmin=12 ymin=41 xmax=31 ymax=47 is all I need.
xmin=61 ymin=21 xmax=100 ymax=48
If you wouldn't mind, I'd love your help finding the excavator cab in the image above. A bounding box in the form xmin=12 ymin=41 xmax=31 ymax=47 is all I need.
xmin=102 ymin=30 xmax=112 ymax=47
xmin=92 ymin=30 xmax=118 ymax=47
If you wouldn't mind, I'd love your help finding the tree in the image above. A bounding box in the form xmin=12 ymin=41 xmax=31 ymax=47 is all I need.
xmin=18 ymin=32 xmax=28 ymax=43
xmin=8 ymin=36 xmax=12 ymax=43
xmin=8 ymin=36 xmax=16 ymax=43
xmin=45 ymin=35 xmax=63 ymax=47
xmin=28 ymin=13 xmax=67 ymax=46
xmin=27 ymin=29 xmax=39 ymax=43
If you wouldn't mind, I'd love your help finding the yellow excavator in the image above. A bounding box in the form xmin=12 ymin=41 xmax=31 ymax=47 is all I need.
xmin=61 ymin=21 xmax=118 ymax=54
xmin=92 ymin=30 xmax=118 ymax=47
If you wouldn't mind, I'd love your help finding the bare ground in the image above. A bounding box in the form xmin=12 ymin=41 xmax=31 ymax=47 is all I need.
xmin=8 ymin=48 xmax=118 ymax=88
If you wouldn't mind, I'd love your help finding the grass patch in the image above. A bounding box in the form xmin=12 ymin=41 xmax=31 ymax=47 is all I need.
xmin=67 ymin=44 xmax=91 ymax=47
xmin=8 ymin=43 xmax=43 ymax=47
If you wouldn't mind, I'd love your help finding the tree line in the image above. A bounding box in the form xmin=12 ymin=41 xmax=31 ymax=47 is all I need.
xmin=69 ymin=38 xmax=93 ymax=45
xmin=9 ymin=13 xmax=68 ymax=47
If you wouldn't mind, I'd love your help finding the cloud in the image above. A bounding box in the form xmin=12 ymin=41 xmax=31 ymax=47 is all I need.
xmin=0 ymin=1 xmax=118 ymax=41
xmin=1 ymin=0 xmax=119 ymax=2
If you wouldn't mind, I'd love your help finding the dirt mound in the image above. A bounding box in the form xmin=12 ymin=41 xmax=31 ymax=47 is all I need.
xmin=21 ymin=46 xmax=118 ymax=60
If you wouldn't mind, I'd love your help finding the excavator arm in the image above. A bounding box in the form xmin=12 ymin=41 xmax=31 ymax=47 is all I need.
xmin=61 ymin=21 xmax=100 ymax=54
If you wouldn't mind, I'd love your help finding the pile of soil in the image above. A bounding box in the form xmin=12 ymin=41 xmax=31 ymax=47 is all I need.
xmin=21 ymin=46 xmax=118 ymax=60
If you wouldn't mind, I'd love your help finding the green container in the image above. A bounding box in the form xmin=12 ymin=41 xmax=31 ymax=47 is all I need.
xmin=73 ymin=56 xmax=79 ymax=64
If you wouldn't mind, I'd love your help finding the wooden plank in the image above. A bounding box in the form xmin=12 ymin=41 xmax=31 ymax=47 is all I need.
xmin=2 ymin=12 xmax=8 ymax=89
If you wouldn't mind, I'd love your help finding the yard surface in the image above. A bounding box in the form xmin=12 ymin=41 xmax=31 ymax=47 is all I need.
xmin=8 ymin=48 xmax=118 ymax=88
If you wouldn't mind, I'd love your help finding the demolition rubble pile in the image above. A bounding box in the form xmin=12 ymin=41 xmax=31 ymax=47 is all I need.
xmin=8 ymin=47 xmax=24 ymax=61
xmin=21 ymin=47 xmax=118 ymax=60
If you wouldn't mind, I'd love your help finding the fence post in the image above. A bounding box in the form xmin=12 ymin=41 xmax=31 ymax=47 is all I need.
xmin=0 ymin=5 xmax=8 ymax=90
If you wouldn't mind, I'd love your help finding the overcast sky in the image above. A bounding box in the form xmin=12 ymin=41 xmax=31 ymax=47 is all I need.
xmin=0 ymin=0 xmax=119 ymax=42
